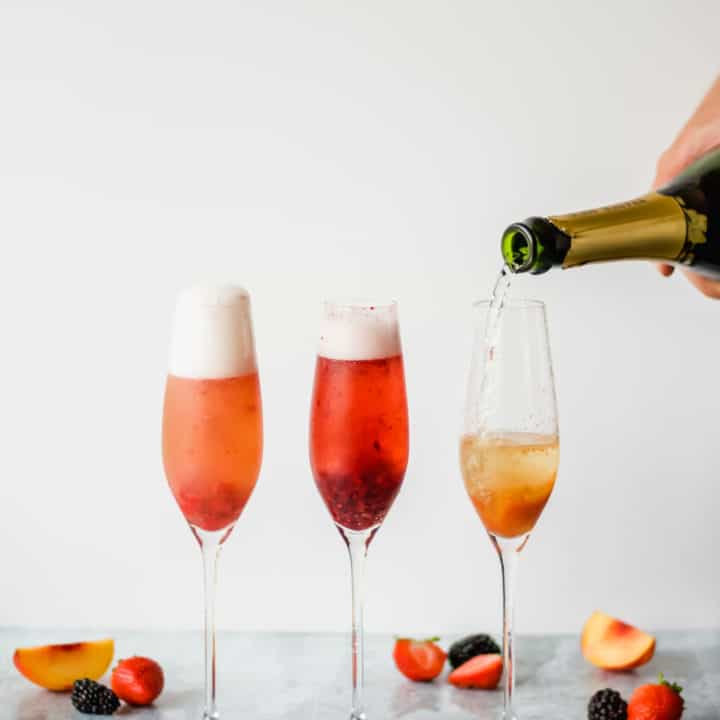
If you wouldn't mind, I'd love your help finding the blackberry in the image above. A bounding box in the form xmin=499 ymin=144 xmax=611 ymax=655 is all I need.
xmin=448 ymin=634 xmax=502 ymax=669
xmin=588 ymin=688 xmax=627 ymax=720
xmin=71 ymin=679 xmax=120 ymax=715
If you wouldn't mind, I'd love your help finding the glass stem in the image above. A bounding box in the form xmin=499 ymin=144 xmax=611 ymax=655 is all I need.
xmin=493 ymin=535 xmax=521 ymax=720
xmin=197 ymin=529 xmax=223 ymax=720
xmin=343 ymin=528 xmax=371 ymax=720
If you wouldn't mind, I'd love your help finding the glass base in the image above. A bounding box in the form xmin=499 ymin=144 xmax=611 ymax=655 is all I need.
xmin=350 ymin=712 xmax=367 ymax=720
xmin=203 ymin=712 xmax=220 ymax=720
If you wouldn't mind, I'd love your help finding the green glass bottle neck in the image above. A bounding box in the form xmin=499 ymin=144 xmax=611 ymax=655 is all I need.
xmin=501 ymin=217 xmax=568 ymax=274
xmin=501 ymin=194 xmax=692 ymax=274
xmin=501 ymin=146 xmax=720 ymax=275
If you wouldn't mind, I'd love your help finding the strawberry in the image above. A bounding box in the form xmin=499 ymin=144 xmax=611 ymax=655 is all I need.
xmin=111 ymin=656 xmax=164 ymax=706
xmin=393 ymin=637 xmax=447 ymax=681
xmin=628 ymin=674 xmax=684 ymax=720
xmin=448 ymin=653 xmax=503 ymax=689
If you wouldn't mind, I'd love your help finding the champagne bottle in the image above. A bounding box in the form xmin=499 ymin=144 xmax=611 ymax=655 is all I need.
xmin=501 ymin=147 xmax=720 ymax=277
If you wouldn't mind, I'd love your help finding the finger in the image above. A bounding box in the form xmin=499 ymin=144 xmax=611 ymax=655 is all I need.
xmin=682 ymin=269 xmax=720 ymax=299
xmin=654 ymin=124 xmax=720 ymax=189
xmin=653 ymin=161 xmax=676 ymax=190
xmin=653 ymin=146 xmax=691 ymax=189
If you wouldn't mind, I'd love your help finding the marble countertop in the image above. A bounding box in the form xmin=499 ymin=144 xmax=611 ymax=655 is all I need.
xmin=2 ymin=629 xmax=718 ymax=719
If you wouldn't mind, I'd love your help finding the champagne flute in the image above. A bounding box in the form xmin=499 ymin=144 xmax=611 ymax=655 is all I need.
xmin=460 ymin=299 xmax=559 ymax=720
xmin=309 ymin=300 xmax=409 ymax=720
xmin=162 ymin=286 xmax=263 ymax=720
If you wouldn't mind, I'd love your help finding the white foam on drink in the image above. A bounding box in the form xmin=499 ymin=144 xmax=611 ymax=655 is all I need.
xmin=318 ymin=302 xmax=401 ymax=361
xmin=168 ymin=285 xmax=257 ymax=379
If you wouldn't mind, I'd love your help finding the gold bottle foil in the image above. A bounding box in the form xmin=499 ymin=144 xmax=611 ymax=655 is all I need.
xmin=550 ymin=193 xmax=688 ymax=268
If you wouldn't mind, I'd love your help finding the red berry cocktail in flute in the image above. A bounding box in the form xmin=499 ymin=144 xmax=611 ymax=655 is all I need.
xmin=310 ymin=300 xmax=409 ymax=720
xmin=311 ymin=355 xmax=408 ymax=531
xmin=162 ymin=286 xmax=262 ymax=720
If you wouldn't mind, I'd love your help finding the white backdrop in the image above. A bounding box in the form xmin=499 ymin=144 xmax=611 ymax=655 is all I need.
xmin=1 ymin=1 xmax=718 ymax=638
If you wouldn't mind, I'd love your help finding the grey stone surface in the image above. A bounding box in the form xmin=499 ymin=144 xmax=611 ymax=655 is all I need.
xmin=1 ymin=629 xmax=718 ymax=719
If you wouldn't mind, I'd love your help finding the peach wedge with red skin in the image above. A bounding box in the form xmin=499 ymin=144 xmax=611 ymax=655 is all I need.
xmin=581 ymin=611 xmax=655 ymax=671
xmin=13 ymin=639 xmax=114 ymax=691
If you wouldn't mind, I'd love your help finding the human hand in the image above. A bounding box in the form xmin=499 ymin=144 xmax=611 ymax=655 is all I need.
xmin=653 ymin=75 xmax=720 ymax=298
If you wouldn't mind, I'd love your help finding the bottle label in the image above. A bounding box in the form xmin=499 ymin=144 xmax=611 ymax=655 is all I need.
xmin=550 ymin=193 xmax=687 ymax=268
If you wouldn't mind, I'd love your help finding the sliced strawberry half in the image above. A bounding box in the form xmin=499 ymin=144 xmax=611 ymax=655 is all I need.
xmin=448 ymin=653 xmax=503 ymax=689
xmin=393 ymin=637 xmax=447 ymax=682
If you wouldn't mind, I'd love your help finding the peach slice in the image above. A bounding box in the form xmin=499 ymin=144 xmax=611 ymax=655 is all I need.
xmin=13 ymin=639 xmax=114 ymax=691
xmin=581 ymin=611 xmax=655 ymax=671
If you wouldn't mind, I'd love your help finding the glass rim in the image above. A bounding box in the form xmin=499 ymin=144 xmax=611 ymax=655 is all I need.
xmin=472 ymin=297 xmax=545 ymax=310
xmin=322 ymin=298 xmax=398 ymax=310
